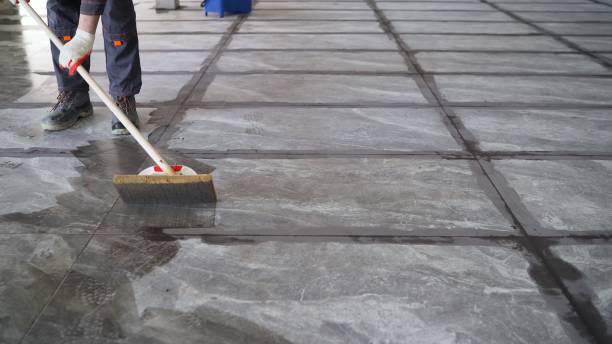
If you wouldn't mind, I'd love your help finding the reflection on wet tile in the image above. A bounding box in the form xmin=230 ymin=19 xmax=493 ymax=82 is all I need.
xmin=23 ymin=236 xmax=585 ymax=343
xmin=239 ymin=20 xmax=383 ymax=33
xmin=416 ymin=52 xmax=609 ymax=73
xmin=0 ymin=142 xmax=145 ymax=234
xmin=227 ymin=33 xmax=397 ymax=50
xmin=0 ymin=107 xmax=158 ymax=149
xmin=168 ymin=107 xmax=460 ymax=151
xmin=494 ymin=160 xmax=612 ymax=232
xmin=207 ymin=158 xmax=510 ymax=233
xmin=436 ymin=76 xmax=612 ymax=105
xmin=0 ymin=29 xmax=46 ymax=102
xmin=16 ymin=74 xmax=193 ymax=104
xmin=0 ymin=157 xmax=82 ymax=217
xmin=550 ymin=243 xmax=612 ymax=325
xmin=456 ymin=108 xmax=612 ymax=152
xmin=401 ymin=34 xmax=572 ymax=51
xmin=0 ymin=234 xmax=88 ymax=344
xmin=393 ymin=22 xmax=536 ymax=34
xmin=200 ymin=74 xmax=427 ymax=104
xmin=216 ymin=51 xmax=409 ymax=72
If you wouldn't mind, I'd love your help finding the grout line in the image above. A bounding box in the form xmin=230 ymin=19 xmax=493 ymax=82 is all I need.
xmin=480 ymin=0 xmax=612 ymax=71
xmin=17 ymin=196 xmax=121 ymax=344
xmin=13 ymin=6 xmax=249 ymax=343
xmin=97 ymin=49 xmax=612 ymax=54
xmin=232 ymin=8 xmax=612 ymax=13
xmin=1 ymin=232 xmax=611 ymax=241
xmin=366 ymin=0 xmax=611 ymax=342
xmin=4 ymin=101 xmax=612 ymax=110
xmin=2 ymin=148 xmax=611 ymax=160
xmin=171 ymin=71 xmax=612 ymax=77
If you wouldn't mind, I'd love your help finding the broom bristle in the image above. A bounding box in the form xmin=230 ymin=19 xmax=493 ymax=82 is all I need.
xmin=113 ymin=174 xmax=217 ymax=204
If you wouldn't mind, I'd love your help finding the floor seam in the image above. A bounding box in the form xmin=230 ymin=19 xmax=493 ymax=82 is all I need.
xmin=480 ymin=0 xmax=612 ymax=71
xmin=16 ymin=197 xmax=121 ymax=344
xmin=366 ymin=0 xmax=609 ymax=342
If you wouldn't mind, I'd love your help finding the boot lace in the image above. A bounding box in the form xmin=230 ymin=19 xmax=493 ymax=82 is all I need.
xmin=51 ymin=91 xmax=75 ymax=112
xmin=116 ymin=96 xmax=135 ymax=114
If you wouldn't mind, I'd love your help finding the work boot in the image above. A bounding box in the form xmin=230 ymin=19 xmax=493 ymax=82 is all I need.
xmin=41 ymin=91 xmax=93 ymax=131
xmin=112 ymin=95 xmax=140 ymax=136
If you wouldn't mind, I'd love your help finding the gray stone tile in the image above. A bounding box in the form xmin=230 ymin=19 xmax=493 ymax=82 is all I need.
xmin=494 ymin=160 xmax=612 ymax=232
xmin=539 ymin=22 xmax=612 ymax=35
xmin=550 ymin=243 xmax=612 ymax=325
xmin=227 ymin=33 xmax=398 ymax=50
xmin=0 ymin=155 xmax=128 ymax=234
xmin=136 ymin=20 xmax=233 ymax=33
xmin=0 ymin=73 xmax=44 ymax=103
xmin=377 ymin=2 xmax=492 ymax=10
xmin=384 ymin=10 xmax=513 ymax=21
xmin=255 ymin=1 xmax=371 ymax=10
xmin=456 ymin=108 xmax=612 ymax=151
xmin=238 ymin=20 xmax=384 ymax=33
xmin=200 ymin=74 xmax=428 ymax=104
xmin=491 ymin=0 xmax=589 ymax=2
xmin=215 ymin=51 xmax=409 ymax=72
xmin=435 ymin=76 xmax=612 ymax=104
xmin=135 ymin=8 xmax=231 ymax=20
xmin=203 ymin=158 xmax=509 ymax=233
xmin=515 ymin=11 xmax=612 ymax=22
xmin=90 ymin=52 xmax=209 ymax=73
xmin=416 ymin=52 xmax=609 ymax=73
xmin=497 ymin=3 xmax=612 ymax=12
xmin=93 ymin=34 xmax=223 ymax=51
xmin=0 ymin=234 xmax=89 ymax=344
xmin=16 ymin=74 xmax=193 ymax=104
xmin=7 ymin=50 xmax=206 ymax=77
xmin=401 ymin=34 xmax=572 ymax=51
xmin=565 ymin=36 xmax=612 ymax=51
xmin=167 ymin=107 xmax=460 ymax=151
xmin=23 ymin=236 xmax=585 ymax=344
xmin=0 ymin=107 xmax=158 ymax=149
xmin=248 ymin=9 xmax=377 ymax=20
xmin=0 ymin=24 xmax=38 ymax=32
xmin=393 ymin=21 xmax=536 ymax=34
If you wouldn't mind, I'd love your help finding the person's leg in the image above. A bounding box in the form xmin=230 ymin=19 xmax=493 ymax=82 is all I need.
xmin=43 ymin=0 xmax=93 ymax=131
xmin=47 ymin=0 xmax=91 ymax=93
xmin=101 ymin=0 xmax=142 ymax=135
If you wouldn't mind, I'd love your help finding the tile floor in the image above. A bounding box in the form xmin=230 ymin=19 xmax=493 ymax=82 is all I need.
xmin=0 ymin=0 xmax=611 ymax=343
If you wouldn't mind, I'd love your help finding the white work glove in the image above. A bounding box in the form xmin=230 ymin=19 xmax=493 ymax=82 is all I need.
xmin=59 ymin=28 xmax=95 ymax=76
xmin=8 ymin=0 xmax=29 ymax=5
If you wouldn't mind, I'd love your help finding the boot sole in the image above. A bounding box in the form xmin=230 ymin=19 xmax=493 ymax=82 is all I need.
xmin=112 ymin=121 xmax=141 ymax=136
xmin=41 ymin=108 xmax=94 ymax=131
xmin=111 ymin=128 xmax=131 ymax=136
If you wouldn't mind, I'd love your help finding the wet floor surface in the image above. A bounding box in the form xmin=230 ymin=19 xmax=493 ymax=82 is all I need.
xmin=0 ymin=0 xmax=611 ymax=343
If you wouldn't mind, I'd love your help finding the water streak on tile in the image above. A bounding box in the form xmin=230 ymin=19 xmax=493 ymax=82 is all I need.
xmin=201 ymin=74 xmax=428 ymax=104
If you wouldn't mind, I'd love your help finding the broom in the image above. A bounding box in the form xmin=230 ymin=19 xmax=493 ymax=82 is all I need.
xmin=20 ymin=1 xmax=216 ymax=204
